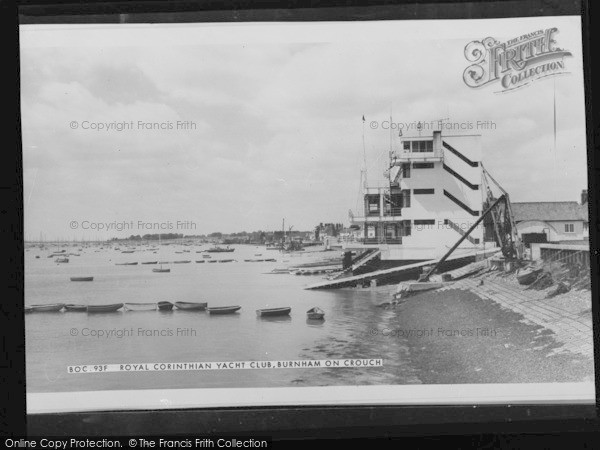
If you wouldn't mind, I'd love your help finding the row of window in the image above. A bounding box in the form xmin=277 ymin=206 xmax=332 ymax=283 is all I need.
xmin=403 ymin=140 xmax=434 ymax=153
xmin=399 ymin=162 xmax=434 ymax=178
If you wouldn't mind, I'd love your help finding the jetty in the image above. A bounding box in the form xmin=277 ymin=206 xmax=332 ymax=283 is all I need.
xmin=305 ymin=248 xmax=499 ymax=290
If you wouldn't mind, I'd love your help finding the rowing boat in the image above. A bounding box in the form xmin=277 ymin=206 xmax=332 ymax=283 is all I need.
xmin=30 ymin=303 xmax=65 ymax=312
xmin=256 ymin=307 xmax=291 ymax=317
xmin=174 ymin=301 xmax=207 ymax=311
xmin=306 ymin=307 xmax=325 ymax=320
xmin=207 ymin=306 xmax=241 ymax=315
xmin=141 ymin=261 xmax=158 ymax=265
xmin=124 ymin=302 xmax=157 ymax=311
xmin=70 ymin=276 xmax=94 ymax=282
xmin=158 ymin=301 xmax=174 ymax=311
xmin=152 ymin=267 xmax=170 ymax=273
xmin=64 ymin=304 xmax=87 ymax=312
xmin=87 ymin=303 xmax=123 ymax=313
xmin=116 ymin=262 xmax=138 ymax=266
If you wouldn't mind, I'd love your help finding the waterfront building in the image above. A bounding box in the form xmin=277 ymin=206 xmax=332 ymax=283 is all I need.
xmin=345 ymin=130 xmax=491 ymax=269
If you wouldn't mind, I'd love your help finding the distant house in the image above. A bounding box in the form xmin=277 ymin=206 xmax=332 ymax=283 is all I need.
xmin=512 ymin=192 xmax=589 ymax=245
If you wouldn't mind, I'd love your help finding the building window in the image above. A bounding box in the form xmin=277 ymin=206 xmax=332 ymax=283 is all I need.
xmin=366 ymin=195 xmax=379 ymax=216
xmin=564 ymin=223 xmax=575 ymax=233
xmin=413 ymin=162 xmax=434 ymax=169
xmin=401 ymin=162 xmax=411 ymax=178
xmin=401 ymin=190 xmax=411 ymax=208
xmin=401 ymin=220 xmax=411 ymax=237
xmin=413 ymin=188 xmax=435 ymax=195
xmin=403 ymin=140 xmax=433 ymax=153
xmin=414 ymin=219 xmax=435 ymax=225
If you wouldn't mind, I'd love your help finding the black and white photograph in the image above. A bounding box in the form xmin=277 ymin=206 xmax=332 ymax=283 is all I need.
xmin=20 ymin=13 xmax=594 ymax=414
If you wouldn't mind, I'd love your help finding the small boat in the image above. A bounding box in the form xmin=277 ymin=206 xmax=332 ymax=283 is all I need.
xmin=116 ymin=262 xmax=138 ymax=265
xmin=64 ymin=304 xmax=87 ymax=312
xmin=173 ymin=260 xmax=191 ymax=264
xmin=306 ymin=307 xmax=325 ymax=320
xmin=206 ymin=246 xmax=235 ymax=253
xmin=256 ymin=307 xmax=291 ymax=317
xmin=202 ymin=255 xmax=211 ymax=258
xmin=218 ymin=259 xmax=234 ymax=263
xmin=141 ymin=261 xmax=158 ymax=265
xmin=208 ymin=305 xmax=241 ymax=315
xmin=124 ymin=302 xmax=157 ymax=311
xmin=158 ymin=301 xmax=174 ymax=311
xmin=207 ymin=260 xmax=218 ymax=263
xmin=153 ymin=267 xmax=170 ymax=273
xmin=87 ymin=303 xmax=123 ymax=313
xmin=35 ymin=255 xmax=40 ymax=259
xmin=70 ymin=276 xmax=93 ymax=282
xmin=30 ymin=303 xmax=65 ymax=312
xmin=121 ymin=250 xmax=135 ymax=253
xmin=55 ymin=257 xmax=69 ymax=263
xmin=517 ymin=267 xmax=543 ymax=285
xmin=196 ymin=260 xmax=205 ymax=263
xmin=175 ymin=301 xmax=207 ymax=311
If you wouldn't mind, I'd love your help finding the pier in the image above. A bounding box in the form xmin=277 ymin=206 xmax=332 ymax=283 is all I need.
xmin=305 ymin=248 xmax=500 ymax=289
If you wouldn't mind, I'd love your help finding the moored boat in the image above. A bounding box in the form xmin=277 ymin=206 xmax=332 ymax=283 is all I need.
xmin=87 ymin=303 xmax=123 ymax=313
xmin=55 ymin=257 xmax=69 ymax=263
xmin=173 ymin=260 xmax=191 ymax=264
xmin=158 ymin=301 xmax=174 ymax=311
xmin=306 ymin=307 xmax=325 ymax=320
xmin=206 ymin=246 xmax=235 ymax=253
xmin=256 ymin=307 xmax=291 ymax=317
xmin=141 ymin=261 xmax=158 ymax=265
xmin=174 ymin=301 xmax=208 ymax=311
xmin=207 ymin=305 xmax=241 ymax=315
xmin=124 ymin=302 xmax=157 ymax=311
xmin=64 ymin=304 xmax=87 ymax=312
xmin=153 ymin=267 xmax=170 ymax=273
xmin=70 ymin=276 xmax=94 ymax=282
xmin=116 ymin=262 xmax=138 ymax=265
xmin=30 ymin=303 xmax=65 ymax=312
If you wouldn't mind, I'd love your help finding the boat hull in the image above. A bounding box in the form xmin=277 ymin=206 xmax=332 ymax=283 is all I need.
xmin=158 ymin=302 xmax=174 ymax=311
xmin=30 ymin=304 xmax=65 ymax=312
xmin=175 ymin=302 xmax=207 ymax=311
xmin=152 ymin=268 xmax=170 ymax=273
xmin=87 ymin=303 xmax=123 ymax=313
xmin=70 ymin=277 xmax=93 ymax=282
xmin=306 ymin=307 xmax=325 ymax=320
xmin=256 ymin=307 xmax=291 ymax=317
xmin=64 ymin=304 xmax=87 ymax=312
xmin=124 ymin=303 xmax=157 ymax=311
xmin=208 ymin=306 xmax=241 ymax=315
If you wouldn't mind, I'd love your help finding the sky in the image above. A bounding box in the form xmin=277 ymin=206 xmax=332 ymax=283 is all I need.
xmin=20 ymin=16 xmax=588 ymax=240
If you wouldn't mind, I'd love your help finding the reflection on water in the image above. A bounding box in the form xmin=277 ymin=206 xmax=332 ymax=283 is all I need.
xmin=25 ymin=244 xmax=421 ymax=392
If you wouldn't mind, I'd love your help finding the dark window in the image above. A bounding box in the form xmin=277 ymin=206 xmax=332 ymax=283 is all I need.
xmin=403 ymin=141 xmax=410 ymax=151
xmin=414 ymin=219 xmax=435 ymax=225
xmin=413 ymin=162 xmax=434 ymax=169
xmin=401 ymin=162 xmax=411 ymax=178
xmin=401 ymin=220 xmax=411 ymax=236
xmin=413 ymin=188 xmax=435 ymax=194
xmin=365 ymin=194 xmax=380 ymax=216
xmin=401 ymin=190 xmax=411 ymax=208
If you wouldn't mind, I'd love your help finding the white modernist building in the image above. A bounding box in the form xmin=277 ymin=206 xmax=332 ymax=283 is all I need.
xmin=346 ymin=130 xmax=489 ymax=263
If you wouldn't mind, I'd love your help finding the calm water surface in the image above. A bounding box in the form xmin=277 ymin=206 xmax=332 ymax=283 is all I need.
xmin=25 ymin=244 xmax=420 ymax=392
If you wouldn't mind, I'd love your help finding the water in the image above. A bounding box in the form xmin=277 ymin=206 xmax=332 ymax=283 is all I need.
xmin=25 ymin=244 xmax=420 ymax=393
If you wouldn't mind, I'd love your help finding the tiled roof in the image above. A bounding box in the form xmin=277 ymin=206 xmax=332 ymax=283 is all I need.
xmin=512 ymin=201 xmax=588 ymax=222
